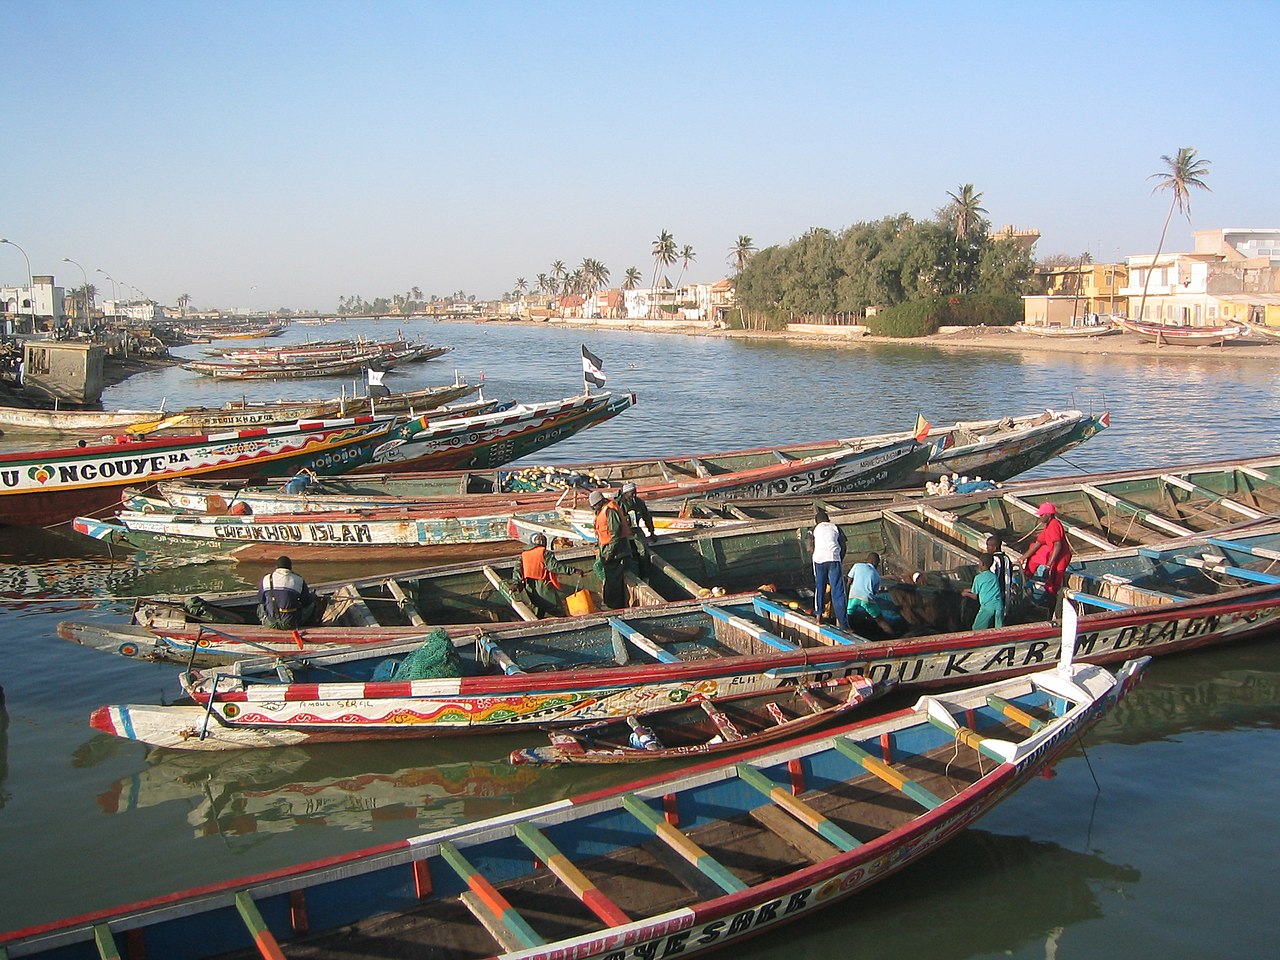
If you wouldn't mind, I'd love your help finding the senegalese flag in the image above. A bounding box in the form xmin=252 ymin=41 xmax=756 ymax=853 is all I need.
xmin=913 ymin=413 xmax=931 ymax=442
xmin=582 ymin=345 xmax=606 ymax=389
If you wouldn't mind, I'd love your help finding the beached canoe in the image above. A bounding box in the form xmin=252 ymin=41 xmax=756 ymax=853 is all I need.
xmin=1115 ymin=317 xmax=1247 ymax=346
xmin=1 ymin=652 xmax=1146 ymax=960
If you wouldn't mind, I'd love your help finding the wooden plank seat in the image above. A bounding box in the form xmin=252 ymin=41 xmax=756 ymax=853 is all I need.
xmin=608 ymin=616 xmax=681 ymax=664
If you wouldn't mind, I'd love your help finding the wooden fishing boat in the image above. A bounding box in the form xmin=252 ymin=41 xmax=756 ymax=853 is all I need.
xmin=1240 ymin=319 xmax=1280 ymax=343
xmin=80 ymin=550 xmax=1266 ymax=750
xmin=0 ymin=380 xmax=480 ymax=435
xmin=0 ymin=414 xmax=414 ymax=528
xmin=2 ymin=653 xmax=1146 ymax=960
xmin=205 ymin=336 xmax=444 ymax=364
xmin=1115 ymin=317 xmax=1247 ymax=346
xmin=509 ymin=674 xmax=881 ymax=765
xmin=356 ymin=390 xmax=638 ymax=473
xmin=133 ymin=408 xmax=1105 ymax=519
xmin=55 ymin=452 xmax=1280 ymax=668
xmin=1015 ymin=321 xmax=1119 ymax=338
xmin=181 ymin=344 xmax=433 ymax=381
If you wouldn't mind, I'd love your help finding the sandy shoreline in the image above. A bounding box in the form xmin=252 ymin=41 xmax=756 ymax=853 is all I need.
xmin=454 ymin=317 xmax=1280 ymax=362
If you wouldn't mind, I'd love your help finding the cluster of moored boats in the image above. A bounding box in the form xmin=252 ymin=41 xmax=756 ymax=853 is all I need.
xmin=8 ymin=340 xmax=1280 ymax=958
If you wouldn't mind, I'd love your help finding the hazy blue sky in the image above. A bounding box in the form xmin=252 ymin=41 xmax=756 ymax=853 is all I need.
xmin=6 ymin=1 xmax=1277 ymax=311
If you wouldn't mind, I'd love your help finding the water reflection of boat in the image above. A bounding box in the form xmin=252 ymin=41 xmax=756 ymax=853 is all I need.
xmin=95 ymin=742 xmax=593 ymax=840
xmin=741 ymin=829 xmax=1140 ymax=960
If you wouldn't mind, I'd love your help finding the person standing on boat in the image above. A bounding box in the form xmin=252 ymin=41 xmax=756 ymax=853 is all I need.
xmin=846 ymin=552 xmax=907 ymax=637
xmin=257 ymin=556 xmax=317 ymax=630
xmin=962 ymin=565 xmax=1005 ymax=629
xmin=618 ymin=482 xmax=655 ymax=572
xmin=985 ymin=533 xmax=1016 ymax=611
xmin=1022 ymin=503 xmax=1071 ymax=605
xmin=591 ymin=490 xmax=635 ymax=609
xmin=809 ymin=509 xmax=850 ymax=630
xmin=520 ymin=533 xmax=576 ymax=618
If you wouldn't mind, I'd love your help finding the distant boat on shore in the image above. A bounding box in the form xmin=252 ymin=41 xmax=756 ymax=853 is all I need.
xmin=1016 ymin=320 xmax=1119 ymax=338
xmin=1114 ymin=317 xmax=1247 ymax=346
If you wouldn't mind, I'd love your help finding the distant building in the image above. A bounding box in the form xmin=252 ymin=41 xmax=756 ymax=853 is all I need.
xmin=1119 ymin=228 xmax=1280 ymax=327
xmin=0 ymin=276 xmax=65 ymax=333
xmin=1023 ymin=263 xmax=1127 ymax=326
xmin=991 ymin=224 xmax=1041 ymax=254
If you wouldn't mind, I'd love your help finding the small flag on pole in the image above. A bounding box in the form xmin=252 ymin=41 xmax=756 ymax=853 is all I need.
xmin=913 ymin=414 xmax=931 ymax=443
xmin=582 ymin=345 xmax=606 ymax=390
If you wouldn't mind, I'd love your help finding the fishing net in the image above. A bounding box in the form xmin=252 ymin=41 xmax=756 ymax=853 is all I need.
xmin=389 ymin=628 xmax=465 ymax=680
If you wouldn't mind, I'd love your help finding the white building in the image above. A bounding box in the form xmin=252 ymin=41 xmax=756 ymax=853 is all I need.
xmin=0 ymin=276 xmax=65 ymax=333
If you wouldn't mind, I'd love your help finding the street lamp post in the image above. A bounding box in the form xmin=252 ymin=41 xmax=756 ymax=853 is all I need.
xmin=0 ymin=238 xmax=35 ymax=335
xmin=61 ymin=257 xmax=92 ymax=331
xmin=96 ymin=269 xmax=119 ymax=321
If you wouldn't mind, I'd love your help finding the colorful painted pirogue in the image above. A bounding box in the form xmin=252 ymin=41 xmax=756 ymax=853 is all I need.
xmin=57 ymin=451 xmax=1280 ymax=666
xmin=141 ymin=408 xmax=1110 ymax=514
xmin=80 ymin=548 xmax=1272 ymax=750
xmin=0 ymin=415 xmax=400 ymax=527
xmin=0 ymin=650 xmax=1148 ymax=960
xmin=0 ymin=379 xmax=480 ymax=435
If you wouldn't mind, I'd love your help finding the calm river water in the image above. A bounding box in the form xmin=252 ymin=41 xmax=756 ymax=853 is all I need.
xmin=1 ymin=319 xmax=1279 ymax=958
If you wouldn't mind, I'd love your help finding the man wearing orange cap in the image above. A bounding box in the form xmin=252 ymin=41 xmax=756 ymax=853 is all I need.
xmin=1022 ymin=502 xmax=1071 ymax=604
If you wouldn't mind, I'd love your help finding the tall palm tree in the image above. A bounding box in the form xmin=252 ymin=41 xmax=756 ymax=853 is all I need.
xmin=550 ymin=260 xmax=567 ymax=288
xmin=1135 ymin=147 xmax=1212 ymax=324
xmin=622 ymin=266 xmax=642 ymax=290
xmin=514 ymin=277 xmax=528 ymax=299
xmin=535 ymin=273 xmax=550 ymax=294
xmin=945 ymin=184 xmax=988 ymax=240
xmin=650 ymin=229 xmax=677 ymax=288
xmin=674 ymin=244 xmax=697 ymax=289
xmin=728 ymin=235 xmax=756 ymax=273
xmin=176 ymin=292 xmax=191 ymax=316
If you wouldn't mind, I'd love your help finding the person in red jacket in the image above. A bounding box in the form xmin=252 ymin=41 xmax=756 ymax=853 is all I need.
xmin=1022 ymin=502 xmax=1072 ymax=605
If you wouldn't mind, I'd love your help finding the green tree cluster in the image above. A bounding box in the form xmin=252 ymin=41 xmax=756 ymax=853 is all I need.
xmin=733 ymin=187 xmax=1035 ymax=333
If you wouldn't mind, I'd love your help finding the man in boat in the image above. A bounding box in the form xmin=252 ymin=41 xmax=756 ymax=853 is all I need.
xmin=257 ymin=555 xmax=317 ymax=630
xmin=985 ymin=533 xmax=1016 ymax=613
xmin=809 ymin=509 xmax=850 ymax=630
xmin=1022 ymin=502 xmax=1071 ymax=606
xmin=519 ymin=532 xmax=577 ymax=618
xmin=845 ymin=552 xmax=908 ymax=638
xmin=617 ymin=481 xmax=655 ymax=573
xmin=962 ymin=564 xmax=1005 ymax=629
xmin=590 ymin=489 xmax=635 ymax=609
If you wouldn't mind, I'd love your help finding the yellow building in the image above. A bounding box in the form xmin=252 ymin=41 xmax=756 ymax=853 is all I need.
xmin=1023 ymin=263 xmax=1128 ymax=326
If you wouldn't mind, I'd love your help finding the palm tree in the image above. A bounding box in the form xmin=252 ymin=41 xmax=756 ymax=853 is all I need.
xmin=535 ymin=273 xmax=550 ymax=294
xmin=514 ymin=277 xmax=528 ymax=299
xmin=945 ymin=184 xmax=988 ymax=240
xmin=650 ymin=229 xmax=677 ymax=289
xmin=1135 ymin=147 xmax=1212 ymax=324
xmin=674 ymin=244 xmax=697 ymax=290
xmin=176 ymin=292 xmax=191 ymax=316
xmin=622 ymin=266 xmax=642 ymax=290
xmin=728 ymin=235 xmax=756 ymax=273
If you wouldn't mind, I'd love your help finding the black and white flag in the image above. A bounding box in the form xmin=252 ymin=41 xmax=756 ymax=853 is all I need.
xmin=581 ymin=345 xmax=606 ymax=389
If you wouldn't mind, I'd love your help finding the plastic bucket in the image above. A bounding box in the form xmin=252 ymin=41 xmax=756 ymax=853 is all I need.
xmin=566 ymin=589 xmax=596 ymax=616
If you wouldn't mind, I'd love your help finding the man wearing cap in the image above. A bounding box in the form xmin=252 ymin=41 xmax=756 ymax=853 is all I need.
xmin=618 ymin=481 xmax=655 ymax=573
xmin=591 ymin=489 xmax=635 ymax=609
xmin=1022 ymin=502 xmax=1071 ymax=604
xmin=519 ymin=532 xmax=576 ymax=618
xmin=257 ymin=556 xmax=317 ymax=630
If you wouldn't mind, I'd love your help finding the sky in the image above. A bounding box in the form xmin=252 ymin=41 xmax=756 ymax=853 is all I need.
xmin=5 ymin=0 xmax=1279 ymax=312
